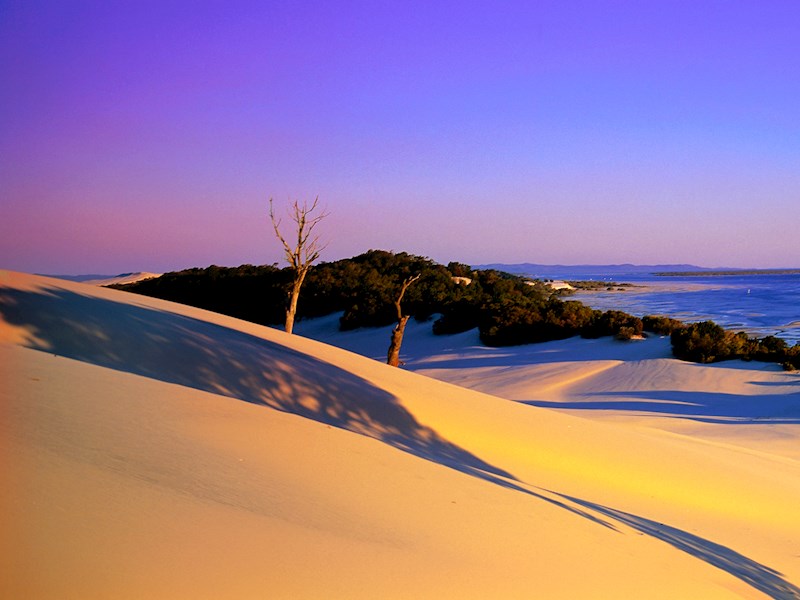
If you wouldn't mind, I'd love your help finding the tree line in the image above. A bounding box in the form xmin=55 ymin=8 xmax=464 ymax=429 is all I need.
xmin=111 ymin=250 xmax=800 ymax=371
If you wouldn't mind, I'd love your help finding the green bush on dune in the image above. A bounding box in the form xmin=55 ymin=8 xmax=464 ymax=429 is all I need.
xmin=642 ymin=315 xmax=685 ymax=336
xmin=670 ymin=321 xmax=800 ymax=369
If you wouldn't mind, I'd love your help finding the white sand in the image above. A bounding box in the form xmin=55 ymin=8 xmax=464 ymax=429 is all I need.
xmin=298 ymin=314 xmax=800 ymax=461
xmin=3 ymin=270 xmax=800 ymax=599
xmin=80 ymin=272 xmax=162 ymax=286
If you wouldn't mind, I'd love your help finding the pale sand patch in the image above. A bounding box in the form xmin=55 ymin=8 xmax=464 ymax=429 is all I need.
xmin=571 ymin=279 xmax=731 ymax=299
xmin=298 ymin=314 xmax=800 ymax=463
xmin=81 ymin=272 xmax=162 ymax=286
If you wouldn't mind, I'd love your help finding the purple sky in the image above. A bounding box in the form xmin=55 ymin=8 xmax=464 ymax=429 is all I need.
xmin=2 ymin=1 xmax=799 ymax=274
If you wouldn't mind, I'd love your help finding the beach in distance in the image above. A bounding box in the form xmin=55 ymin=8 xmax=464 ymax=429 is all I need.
xmin=3 ymin=270 xmax=800 ymax=599
xmin=501 ymin=267 xmax=800 ymax=346
xmin=574 ymin=272 xmax=800 ymax=345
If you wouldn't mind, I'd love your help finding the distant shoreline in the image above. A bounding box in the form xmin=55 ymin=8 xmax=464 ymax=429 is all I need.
xmin=655 ymin=269 xmax=800 ymax=277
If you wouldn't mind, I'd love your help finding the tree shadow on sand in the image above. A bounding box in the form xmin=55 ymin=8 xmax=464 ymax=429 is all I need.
xmin=0 ymin=285 xmax=513 ymax=484
xmin=3 ymin=284 xmax=799 ymax=598
xmin=549 ymin=492 xmax=800 ymax=600
xmin=1 ymin=284 xmax=617 ymax=528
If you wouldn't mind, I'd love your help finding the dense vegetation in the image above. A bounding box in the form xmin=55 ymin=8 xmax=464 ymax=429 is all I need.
xmin=113 ymin=250 xmax=639 ymax=344
xmin=112 ymin=250 xmax=799 ymax=370
xmin=110 ymin=263 xmax=290 ymax=325
xmin=670 ymin=321 xmax=800 ymax=370
xmin=111 ymin=251 xmax=467 ymax=329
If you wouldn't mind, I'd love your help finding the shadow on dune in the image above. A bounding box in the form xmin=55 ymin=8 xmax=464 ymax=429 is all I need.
xmin=751 ymin=379 xmax=800 ymax=388
xmin=0 ymin=285 xmax=513 ymax=484
xmin=409 ymin=337 xmax=674 ymax=371
xmin=551 ymin=493 xmax=800 ymax=600
xmin=411 ymin=334 xmax=794 ymax=374
xmin=4 ymin=284 xmax=799 ymax=596
xmin=0 ymin=285 xmax=630 ymax=531
xmin=1 ymin=285 xmax=621 ymax=528
xmin=526 ymin=389 xmax=800 ymax=425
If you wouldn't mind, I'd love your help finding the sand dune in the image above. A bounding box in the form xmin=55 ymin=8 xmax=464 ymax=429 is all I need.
xmin=298 ymin=314 xmax=800 ymax=461
xmin=80 ymin=272 xmax=162 ymax=286
xmin=3 ymin=270 xmax=800 ymax=599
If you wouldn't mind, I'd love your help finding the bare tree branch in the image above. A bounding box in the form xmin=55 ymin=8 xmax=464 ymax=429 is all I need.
xmin=394 ymin=274 xmax=421 ymax=321
xmin=387 ymin=273 xmax=421 ymax=366
xmin=268 ymin=196 xmax=329 ymax=334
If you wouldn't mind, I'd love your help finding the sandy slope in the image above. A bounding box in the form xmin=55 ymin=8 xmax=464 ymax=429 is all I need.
xmin=2 ymin=271 xmax=800 ymax=599
xmin=298 ymin=313 xmax=800 ymax=462
xmin=80 ymin=272 xmax=162 ymax=286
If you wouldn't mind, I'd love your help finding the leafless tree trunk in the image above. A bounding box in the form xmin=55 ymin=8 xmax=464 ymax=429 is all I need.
xmin=387 ymin=274 xmax=420 ymax=367
xmin=269 ymin=197 xmax=328 ymax=334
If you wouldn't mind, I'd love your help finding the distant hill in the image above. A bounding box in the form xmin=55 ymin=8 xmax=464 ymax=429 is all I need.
xmin=475 ymin=263 xmax=730 ymax=279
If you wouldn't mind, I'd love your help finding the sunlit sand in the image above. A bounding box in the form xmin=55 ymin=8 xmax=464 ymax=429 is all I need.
xmin=3 ymin=271 xmax=800 ymax=598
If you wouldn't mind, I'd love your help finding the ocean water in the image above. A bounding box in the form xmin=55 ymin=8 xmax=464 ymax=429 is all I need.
xmin=561 ymin=272 xmax=800 ymax=345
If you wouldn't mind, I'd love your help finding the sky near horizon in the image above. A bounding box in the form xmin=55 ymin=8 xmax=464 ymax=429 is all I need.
xmin=1 ymin=1 xmax=799 ymax=275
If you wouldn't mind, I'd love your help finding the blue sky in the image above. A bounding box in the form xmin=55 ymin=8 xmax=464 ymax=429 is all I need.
xmin=1 ymin=0 xmax=798 ymax=273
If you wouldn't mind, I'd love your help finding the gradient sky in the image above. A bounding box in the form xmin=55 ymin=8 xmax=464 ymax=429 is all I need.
xmin=2 ymin=1 xmax=799 ymax=274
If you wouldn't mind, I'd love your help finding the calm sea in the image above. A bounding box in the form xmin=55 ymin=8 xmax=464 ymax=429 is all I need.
xmin=559 ymin=272 xmax=800 ymax=345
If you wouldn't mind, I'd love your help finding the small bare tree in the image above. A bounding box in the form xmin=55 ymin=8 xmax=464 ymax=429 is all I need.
xmin=269 ymin=197 xmax=328 ymax=334
xmin=387 ymin=274 xmax=420 ymax=367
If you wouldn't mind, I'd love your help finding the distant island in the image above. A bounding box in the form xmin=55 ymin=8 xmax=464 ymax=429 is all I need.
xmin=477 ymin=263 xmax=800 ymax=279
xmin=656 ymin=269 xmax=800 ymax=277
xmin=477 ymin=263 xmax=728 ymax=279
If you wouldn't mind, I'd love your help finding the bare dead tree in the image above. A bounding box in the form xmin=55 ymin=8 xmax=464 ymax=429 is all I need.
xmin=269 ymin=197 xmax=328 ymax=334
xmin=387 ymin=274 xmax=421 ymax=367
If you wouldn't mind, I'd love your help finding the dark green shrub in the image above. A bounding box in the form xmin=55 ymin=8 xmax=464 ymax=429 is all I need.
xmin=616 ymin=326 xmax=636 ymax=341
xmin=781 ymin=345 xmax=800 ymax=371
xmin=447 ymin=261 xmax=473 ymax=278
xmin=111 ymin=263 xmax=288 ymax=325
xmin=643 ymin=315 xmax=685 ymax=336
xmin=478 ymin=299 xmax=543 ymax=346
xmin=581 ymin=310 xmax=643 ymax=339
xmin=671 ymin=321 xmax=734 ymax=363
xmin=751 ymin=335 xmax=789 ymax=362
xmin=433 ymin=300 xmax=481 ymax=335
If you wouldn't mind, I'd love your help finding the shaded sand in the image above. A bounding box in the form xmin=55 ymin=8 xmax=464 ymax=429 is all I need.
xmin=298 ymin=314 xmax=800 ymax=462
xmin=3 ymin=271 xmax=800 ymax=599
